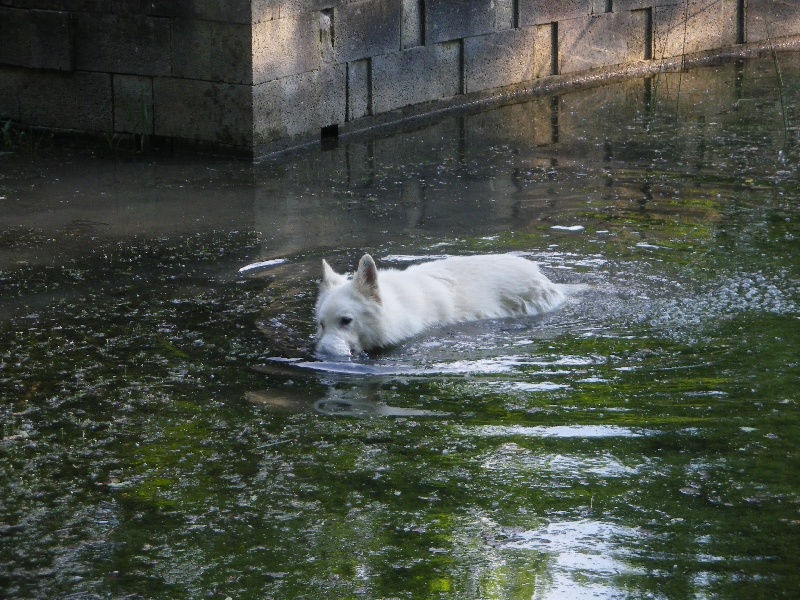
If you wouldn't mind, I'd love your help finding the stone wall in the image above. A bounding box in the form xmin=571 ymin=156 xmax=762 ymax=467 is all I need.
xmin=1 ymin=0 xmax=800 ymax=157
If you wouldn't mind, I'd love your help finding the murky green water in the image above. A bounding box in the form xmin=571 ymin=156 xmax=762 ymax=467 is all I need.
xmin=2 ymin=54 xmax=800 ymax=599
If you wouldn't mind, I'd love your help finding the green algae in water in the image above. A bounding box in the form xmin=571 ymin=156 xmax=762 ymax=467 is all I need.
xmin=2 ymin=55 xmax=800 ymax=599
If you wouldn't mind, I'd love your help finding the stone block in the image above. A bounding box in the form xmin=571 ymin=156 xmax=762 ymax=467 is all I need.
xmin=560 ymin=11 xmax=632 ymax=74
xmin=251 ymin=0 xmax=279 ymax=24
xmin=613 ymin=0 xmax=682 ymax=10
xmin=335 ymin=0 xmax=402 ymax=63
xmin=256 ymin=0 xmax=337 ymax=21
xmin=746 ymin=0 xmax=800 ymax=43
xmin=171 ymin=18 xmax=213 ymax=79
xmin=147 ymin=0 xmax=251 ymax=23
xmin=591 ymin=0 xmax=612 ymax=14
xmin=653 ymin=0 xmax=737 ymax=59
xmin=253 ymin=64 xmax=346 ymax=143
xmin=153 ymin=78 xmax=254 ymax=147
xmin=0 ymin=66 xmax=24 ymax=120
xmin=172 ymin=19 xmax=252 ymax=84
xmin=347 ymin=58 xmax=371 ymax=121
xmin=0 ymin=8 xmax=74 ymax=71
xmin=0 ymin=7 xmax=33 ymax=68
xmin=533 ymin=22 xmax=557 ymax=78
xmin=29 ymin=10 xmax=73 ymax=70
xmin=372 ymin=41 xmax=461 ymax=114
xmin=628 ymin=7 xmax=653 ymax=61
xmin=401 ymin=0 xmax=424 ymax=49
xmin=496 ymin=0 xmax=516 ymax=31
xmin=253 ymin=13 xmax=319 ymax=84
xmin=11 ymin=70 xmax=113 ymax=131
xmin=464 ymin=27 xmax=537 ymax=93
xmin=113 ymin=74 xmax=154 ymax=135
xmin=73 ymin=13 xmax=171 ymax=76
xmin=426 ymin=0 xmax=507 ymax=44
xmin=318 ymin=64 xmax=347 ymax=129
xmin=6 ymin=1 xmax=111 ymax=10
xmin=519 ymin=0 xmax=591 ymax=27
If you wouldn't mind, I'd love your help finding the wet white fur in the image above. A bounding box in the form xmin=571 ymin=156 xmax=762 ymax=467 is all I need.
xmin=314 ymin=253 xmax=567 ymax=357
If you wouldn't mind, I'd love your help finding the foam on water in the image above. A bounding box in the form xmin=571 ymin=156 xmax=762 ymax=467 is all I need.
xmin=649 ymin=269 xmax=800 ymax=339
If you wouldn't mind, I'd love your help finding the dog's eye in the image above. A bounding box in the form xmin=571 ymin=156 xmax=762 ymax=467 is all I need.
xmin=340 ymin=317 xmax=353 ymax=326
xmin=319 ymin=322 xmax=325 ymax=331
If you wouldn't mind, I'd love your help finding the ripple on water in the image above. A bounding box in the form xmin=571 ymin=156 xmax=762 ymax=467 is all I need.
xmin=499 ymin=520 xmax=644 ymax=599
xmin=468 ymin=424 xmax=649 ymax=439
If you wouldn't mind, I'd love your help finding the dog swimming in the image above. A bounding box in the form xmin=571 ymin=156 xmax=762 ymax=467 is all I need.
xmin=314 ymin=253 xmax=568 ymax=358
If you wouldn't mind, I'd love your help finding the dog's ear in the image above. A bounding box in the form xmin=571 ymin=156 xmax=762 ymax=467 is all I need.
xmin=354 ymin=254 xmax=381 ymax=303
xmin=321 ymin=259 xmax=346 ymax=292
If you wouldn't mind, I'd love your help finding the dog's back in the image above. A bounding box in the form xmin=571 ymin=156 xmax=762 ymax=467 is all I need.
xmin=397 ymin=255 xmax=566 ymax=321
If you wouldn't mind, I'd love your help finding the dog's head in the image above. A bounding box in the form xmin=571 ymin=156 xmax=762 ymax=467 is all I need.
xmin=314 ymin=254 xmax=383 ymax=358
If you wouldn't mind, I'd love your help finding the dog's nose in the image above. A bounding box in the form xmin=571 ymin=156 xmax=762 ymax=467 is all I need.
xmin=315 ymin=335 xmax=352 ymax=359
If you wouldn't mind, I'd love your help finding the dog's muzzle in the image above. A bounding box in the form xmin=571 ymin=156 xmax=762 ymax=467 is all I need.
xmin=315 ymin=334 xmax=353 ymax=359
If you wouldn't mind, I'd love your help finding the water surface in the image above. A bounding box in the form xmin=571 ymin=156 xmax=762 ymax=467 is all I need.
xmin=2 ymin=54 xmax=800 ymax=599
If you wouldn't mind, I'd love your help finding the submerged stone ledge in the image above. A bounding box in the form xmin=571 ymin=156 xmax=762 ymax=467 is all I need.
xmin=1 ymin=0 xmax=800 ymax=158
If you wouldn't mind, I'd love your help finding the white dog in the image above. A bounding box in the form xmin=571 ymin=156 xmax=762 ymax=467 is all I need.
xmin=314 ymin=253 xmax=567 ymax=358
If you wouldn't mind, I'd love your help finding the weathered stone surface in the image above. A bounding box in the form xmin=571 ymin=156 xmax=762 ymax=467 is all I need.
xmin=253 ymin=13 xmax=319 ymax=84
xmin=560 ymin=11 xmax=632 ymax=74
xmin=0 ymin=68 xmax=112 ymax=130
xmin=335 ymin=0 xmax=402 ymax=63
xmin=0 ymin=7 xmax=34 ymax=68
xmin=154 ymin=78 xmax=254 ymax=146
xmin=347 ymin=58 xmax=371 ymax=121
xmin=591 ymin=0 xmax=612 ymax=14
xmin=401 ymin=0 xmax=424 ymax=49
xmin=628 ymin=7 xmax=653 ymax=61
xmin=148 ymin=0 xmax=252 ymax=23
xmin=0 ymin=66 xmax=25 ymax=120
xmin=73 ymin=13 xmax=171 ymax=76
xmin=533 ymin=22 xmax=557 ymax=78
xmin=254 ymin=0 xmax=336 ymax=21
xmin=31 ymin=10 xmax=73 ymax=70
xmin=372 ymin=41 xmax=461 ymax=114
xmin=613 ymin=0 xmax=682 ymax=10
xmin=653 ymin=0 xmax=737 ymax=59
xmin=746 ymin=0 xmax=800 ymax=43
xmin=253 ymin=64 xmax=346 ymax=142
xmin=173 ymin=19 xmax=252 ymax=84
xmin=519 ymin=0 xmax=591 ymax=26
xmin=465 ymin=27 xmax=537 ymax=93
xmin=425 ymin=0 xmax=505 ymax=44
xmin=113 ymin=74 xmax=154 ymax=135
xmin=5 ymin=1 xmax=111 ymax=10
xmin=0 ymin=7 xmax=71 ymax=70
